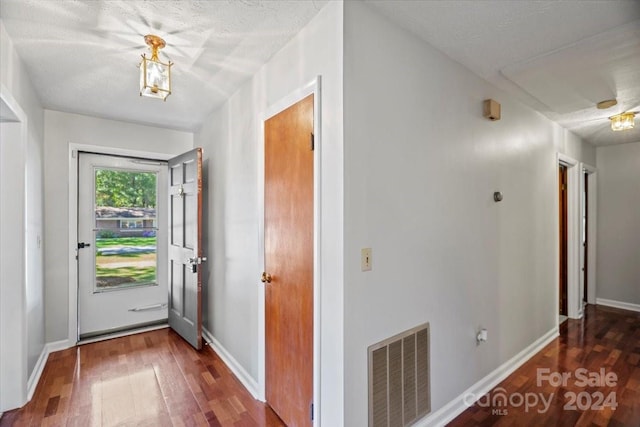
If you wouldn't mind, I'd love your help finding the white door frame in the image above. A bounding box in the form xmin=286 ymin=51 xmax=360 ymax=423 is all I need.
xmin=257 ymin=77 xmax=322 ymax=426
xmin=580 ymin=163 xmax=597 ymax=305
xmin=0 ymin=84 xmax=28 ymax=412
xmin=558 ymin=153 xmax=582 ymax=319
xmin=68 ymin=144 xmax=173 ymax=345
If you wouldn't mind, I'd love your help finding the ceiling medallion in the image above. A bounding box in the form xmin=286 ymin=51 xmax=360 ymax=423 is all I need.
xmin=596 ymin=99 xmax=617 ymax=110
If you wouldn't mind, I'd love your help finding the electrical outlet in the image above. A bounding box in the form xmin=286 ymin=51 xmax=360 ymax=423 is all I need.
xmin=361 ymin=248 xmax=372 ymax=271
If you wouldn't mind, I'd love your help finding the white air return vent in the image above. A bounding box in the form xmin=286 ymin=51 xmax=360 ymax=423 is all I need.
xmin=369 ymin=323 xmax=430 ymax=427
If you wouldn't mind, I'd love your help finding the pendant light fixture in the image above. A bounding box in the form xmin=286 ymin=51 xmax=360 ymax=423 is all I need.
xmin=139 ymin=35 xmax=172 ymax=101
xmin=609 ymin=112 xmax=635 ymax=132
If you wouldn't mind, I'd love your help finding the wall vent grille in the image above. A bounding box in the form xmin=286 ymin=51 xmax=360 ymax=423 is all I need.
xmin=368 ymin=323 xmax=430 ymax=427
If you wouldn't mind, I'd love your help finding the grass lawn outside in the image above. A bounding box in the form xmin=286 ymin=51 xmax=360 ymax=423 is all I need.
xmin=96 ymin=236 xmax=157 ymax=248
xmin=95 ymin=236 xmax=157 ymax=289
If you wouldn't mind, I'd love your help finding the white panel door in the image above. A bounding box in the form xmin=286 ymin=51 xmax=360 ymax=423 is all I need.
xmin=167 ymin=148 xmax=204 ymax=350
xmin=78 ymin=152 xmax=168 ymax=339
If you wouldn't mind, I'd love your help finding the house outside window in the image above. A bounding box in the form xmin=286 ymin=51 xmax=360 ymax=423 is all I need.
xmin=121 ymin=219 xmax=144 ymax=229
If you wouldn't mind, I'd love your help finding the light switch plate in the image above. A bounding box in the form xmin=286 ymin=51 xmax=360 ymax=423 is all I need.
xmin=361 ymin=248 xmax=372 ymax=271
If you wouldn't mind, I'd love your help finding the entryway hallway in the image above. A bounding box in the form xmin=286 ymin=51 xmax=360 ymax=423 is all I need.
xmin=0 ymin=329 xmax=284 ymax=426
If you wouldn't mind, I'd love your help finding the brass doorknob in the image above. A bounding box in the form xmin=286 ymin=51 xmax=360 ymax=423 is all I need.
xmin=261 ymin=272 xmax=272 ymax=283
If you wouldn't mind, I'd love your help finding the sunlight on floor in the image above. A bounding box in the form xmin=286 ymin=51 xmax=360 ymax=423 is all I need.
xmin=92 ymin=367 xmax=169 ymax=426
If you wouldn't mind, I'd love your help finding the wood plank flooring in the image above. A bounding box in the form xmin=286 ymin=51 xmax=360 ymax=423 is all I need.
xmin=449 ymin=304 xmax=640 ymax=426
xmin=0 ymin=329 xmax=285 ymax=427
xmin=2 ymin=304 xmax=638 ymax=426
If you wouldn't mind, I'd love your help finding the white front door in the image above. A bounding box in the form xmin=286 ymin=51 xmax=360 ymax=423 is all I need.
xmin=78 ymin=152 xmax=168 ymax=339
xmin=167 ymin=148 xmax=204 ymax=349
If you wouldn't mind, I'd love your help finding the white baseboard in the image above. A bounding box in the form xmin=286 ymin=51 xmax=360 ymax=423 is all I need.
xmin=416 ymin=326 xmax=559 ymax=427
xmin=26 ymin=339 xmax=73 ymax=401
xmin=27 ymin=346 xmax=48 ymax=401
xmin=46 ymin=339 xmax=73 ymax=353
xmin=202 ymin=328 xmax=260 ymax=400
xmin=596 ymin=298 xmax=640 ymax=313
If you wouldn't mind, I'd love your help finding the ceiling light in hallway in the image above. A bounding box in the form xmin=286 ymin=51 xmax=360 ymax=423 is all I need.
xmin=610 ymin=112 xmax=635 ymax=131
xmin=139 ymin=35 xmax=172 ymax=101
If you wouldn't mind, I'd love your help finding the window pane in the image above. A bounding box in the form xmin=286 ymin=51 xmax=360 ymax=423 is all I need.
xmin=94 ymin=169 xmax=158 ymax=291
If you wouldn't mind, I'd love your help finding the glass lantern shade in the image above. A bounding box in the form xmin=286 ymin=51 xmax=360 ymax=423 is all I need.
xmin=610 ymin=112 xmax=635 ymax=131
xmin=139 ymin=54 xmax=172 ymax=100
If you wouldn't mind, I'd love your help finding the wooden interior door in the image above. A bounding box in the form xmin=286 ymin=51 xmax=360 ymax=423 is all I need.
xmin=264 ymin=94 xmax=314 ymax=426
xmin=559 ymin=164 xmax=568 ymax=316
xmin=168 ymin=148 xmax=204 ymax=350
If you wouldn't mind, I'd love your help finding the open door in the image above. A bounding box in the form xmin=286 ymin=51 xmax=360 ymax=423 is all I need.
xmin=559 ymin=164 xmax=568 ymax=316
xmin=168 ymin=147 xmax=205 ymax=349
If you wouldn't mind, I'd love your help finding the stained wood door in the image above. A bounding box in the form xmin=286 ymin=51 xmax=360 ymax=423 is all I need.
xmin=168 ymin=148 xmax=204 ymax=349
xmin=264 ymin=94 xmax=314 ymax=426
xmin=559 ymin=164 xmax=568 ymax=316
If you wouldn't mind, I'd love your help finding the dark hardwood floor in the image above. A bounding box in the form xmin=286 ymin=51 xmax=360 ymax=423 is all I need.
xmin=2 ymin=304 xmax=638 ymax=426
xmin=0 ymin=328 xmax=285 ymax=426
xmin=449 ymin=304 xmax=640 ymax=426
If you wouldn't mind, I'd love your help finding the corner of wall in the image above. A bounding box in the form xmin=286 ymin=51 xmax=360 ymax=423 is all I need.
xmin=1 ymin=20 xmax=47 ymax=389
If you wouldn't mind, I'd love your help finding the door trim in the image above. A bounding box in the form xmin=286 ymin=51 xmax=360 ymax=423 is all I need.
xmin=580 ymin=163 xmax=597 ymax=305
xmin=557 ymin=153 xmax=581 ymax=319
xmin=68 ymin=144 xmax=173 ymax=345
xmin=257 ymin=77 xmax=322 ymax=425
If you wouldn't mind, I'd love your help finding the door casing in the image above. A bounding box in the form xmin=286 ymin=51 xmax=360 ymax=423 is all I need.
xmin=257 ymin=77 xmax=322 ymax=426
xmin=555 ymin=153 xmax=596 ymax=319
xmin=68 ymin=144 xmax=173 ymax=345
xmin=581 ymin=163 xmax=597 ymax=305
xmin=582 ymin=171 xmax=588 ymax=303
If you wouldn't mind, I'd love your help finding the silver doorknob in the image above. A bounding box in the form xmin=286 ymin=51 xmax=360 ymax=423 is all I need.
xmin=261 ymin=272 xmax=272 ymax=283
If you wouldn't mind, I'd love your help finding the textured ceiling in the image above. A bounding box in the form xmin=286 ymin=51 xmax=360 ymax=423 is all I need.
xmin=2 ymin=1 xmax=640 ymax=145
xmin=502 ymin=21 xmax=640 ymax=146
xmin=0 ymin=0 xmax=327 ymax=131
xmin=367 ymin=1 xmax=640 ymax=146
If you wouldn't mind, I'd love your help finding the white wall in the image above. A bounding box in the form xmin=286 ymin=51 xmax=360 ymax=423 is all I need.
xmin=559 ymin=130 xmax=596 ymax=166
xmin=25 ymin=118 xmax=44 ymax=376
xmin=0 ymin=115 xmax=28 ymax=411
xmin=1 ymin=19 xmax=45 ymax=409
xmin=596 ymin=141 xmax=640 ymax=305
xmin=43 ymin=110 xmax=193 ymax=342
xmin=343 ymin=3 xmax=595 ymax=425
xmin=194 ymin=1 xmax=344 ymax=424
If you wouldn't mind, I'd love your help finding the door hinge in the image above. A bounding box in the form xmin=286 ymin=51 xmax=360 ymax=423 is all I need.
xmin=310 ymin=403 xmax=314 ymax=421
xmin=310 ymin=133 xmax=315 ymax=151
